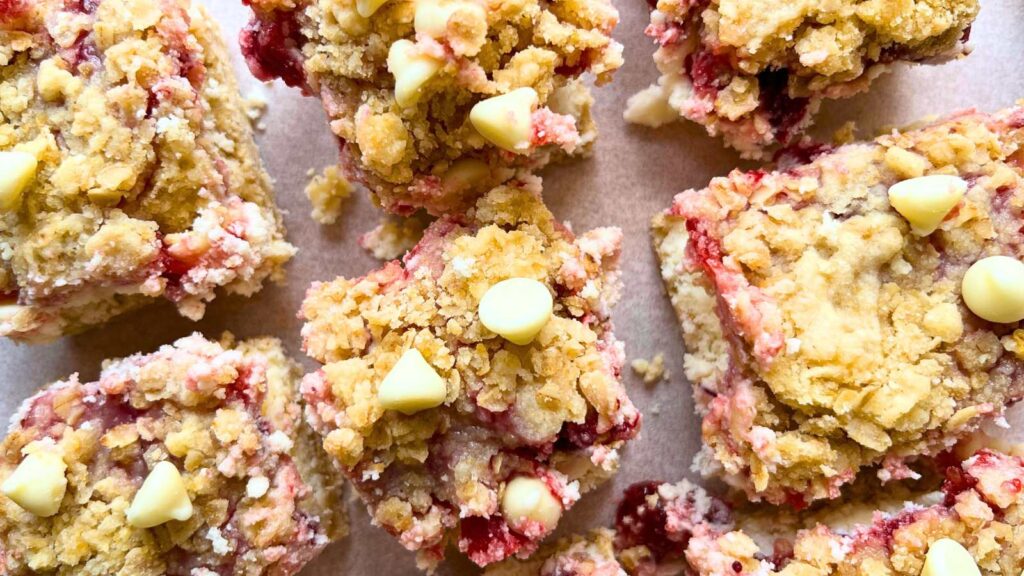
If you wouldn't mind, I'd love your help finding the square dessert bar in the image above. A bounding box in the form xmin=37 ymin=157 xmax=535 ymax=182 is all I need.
xmin=300 ymin=177 xmax=640 ymax=568
xmin=0 ymin=333 xmax=346 ymax=575
xmin=614 ymin=449 xmax=1024 ymax=576
xmin=240 ymin=0 xmax=623 ymax=215
xmin=626 ymin=0 xmax=979 ymax=157
xmin=653 ymin=105 xmax=1024 ymax=506
xmin=0 ymin=0 xmax=295 ymax=342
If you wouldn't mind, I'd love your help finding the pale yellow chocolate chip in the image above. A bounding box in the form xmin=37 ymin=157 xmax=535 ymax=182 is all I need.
xmin=1 ymin=451 xmax=68 ymax=517
xmin=126 ymin=461 xmax=194 ymax=528
xmin=387 ymin=39 xmax=443 ymax=108
xmin=962 ymin=255 xmax=1024 ymax=324
xmin=479 ymin=278 xmax=553 ymax=345
xmin=377 ymin=348 xmax=448 ymax=414
xmin=356 ymin=0 xmax=390 ymax=17
xmin=921 ymin=538 xmax=980 ymax=576
xmin=887 ymin=174 xmax=967 ymax=235
xmin=414 ymin=0 xmax=486 ymax=38
xmin=500 ymin=476 xmax=562 ymax=531
xmin=441 ymin=158 xmax=490 ymax=194
xmin=469 ymin=88 xmax=538 ymax=154
xmin=0 ymin=151 xmax=38 ymax=211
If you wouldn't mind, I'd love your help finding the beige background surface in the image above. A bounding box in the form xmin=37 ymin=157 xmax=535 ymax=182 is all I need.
xmin=2 ymin=0 xmax=1024 ymax=573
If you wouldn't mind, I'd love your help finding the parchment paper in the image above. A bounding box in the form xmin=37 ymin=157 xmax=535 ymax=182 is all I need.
xmin=2 ymin=1 xmax=1024 ymax=573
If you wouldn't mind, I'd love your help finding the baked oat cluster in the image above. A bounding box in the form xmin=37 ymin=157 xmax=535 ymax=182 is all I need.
xmin=653 ymin=105 xmax=1024 ymax=505
xmin=484 ymin=528 xmax=623 ymax=576
xmin=0 ymin=0 xmax=295 ymax=343
xmin=626 ymin=0 xmax=979 ymax=157
xmin=239 ymin=0 xmax=623 ymax=215
xmin=0 ymin=333 xmax=346 ymax=575
xmin=614 ymin=449 xmax=1024 ymax=576
xmin=299 ymin=177 xmax=640 ymax=568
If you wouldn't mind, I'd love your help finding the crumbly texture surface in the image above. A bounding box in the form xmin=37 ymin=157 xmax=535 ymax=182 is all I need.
xmin=306 ymin=165 xmax=354 ymax=224
xmin=240 ymin=0 xmax=622 ymax=215
xmin=0 ymin=0 xmax=295 ymax=343
xmin=0 ymin=333 xmax=346 ymax=576
xmin=626 ymin=0 xmax=978 ymax=157
xmin=485 ymin=529 xmax=624 ymax=576
xmin=653 ymin=106 xmax=1024 ymax=505
xmin=615 ymin=449 xmax=1024 ymax=576
xmin=360 ymin=213 xmax=431 ymax=260
xmin=300 ymin=178 xmax=640 ymax=568
xmin=631 ymin=353 xmax=667 ymax=384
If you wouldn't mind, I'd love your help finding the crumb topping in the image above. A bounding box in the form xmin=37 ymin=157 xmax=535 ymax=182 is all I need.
xmin=240 ymin=0 xmax=622 ymax=214
xmin=618 ymin=450 xmax=1024 ymax=576
xmin=0 ymin=0 xmax=294 ymax=342
xmin=628 ymin=0 xmax=978 ymax=156
xmin=306 ymin=164 xmax=354 ymax=224
xmin=299 ymin=178 xmax=639 ymax=567
xmin=654 ymin=106 xmax=1024 ymax=504
xmin=0 ymin=333 xmax=345 ymax=576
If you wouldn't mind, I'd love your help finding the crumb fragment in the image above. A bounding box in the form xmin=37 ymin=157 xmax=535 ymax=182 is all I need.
xmin=631 ymin=353 xmax=668 ymax=384
xmin=305 ymin=165 xmax=354 ymax=225
xmin=243 ymin=95 xmax=268 ymax=131
xmin=359 ymin=214 xmax=431 ymax=260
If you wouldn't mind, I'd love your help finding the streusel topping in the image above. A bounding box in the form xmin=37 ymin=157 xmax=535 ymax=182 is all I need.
xmin=655 ymin=106 xmax=1024 ymax=504
xmin=0 ymin=333 xmax=345 ymax=575
xmin=0 ymin=0 xmax=294 ymax=341
xmin=300 ymin=178 xmax=639 ymax=567
xmin=628 ymin=0 xmax=978 ymax=156
xmin=241 ymin=0 xmax=622 ymax=214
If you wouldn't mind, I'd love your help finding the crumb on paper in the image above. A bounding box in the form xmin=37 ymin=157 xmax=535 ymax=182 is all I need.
xmin=359 ymin=214 xmax=431 ymax=261
xmin=242 ymin=95 xmax=268 ymax=131
xmin=306 ymin=165 xmax=354 ymax=225
xmin=631 ymin=353 xmax=667 ymax=384
xmin=832 ymin=121 xmax=857 ymax=145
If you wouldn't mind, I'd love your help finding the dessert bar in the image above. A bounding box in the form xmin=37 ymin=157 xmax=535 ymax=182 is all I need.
xmin=0 ymin=333 xmax=345 ymax=575
xmin=240 ymin=0 xmax=622 ymax=214
xmin=653 ymin=105 xmax=1024 ymax=505
xmin=0 ymin=0 xmax=295 ymax=342
xmin=627 ymin=0 xmax=978 ymax=157
xmin=615 ymin=449 xmax=1024 ymax=576
xmin=300 ymin=177 xmax=639 ymax=568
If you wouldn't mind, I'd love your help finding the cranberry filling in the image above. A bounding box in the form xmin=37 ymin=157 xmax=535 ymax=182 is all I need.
xmin=558 ymin=409 xmax=640 ymax=450
xmin=686 ymin=50 xmax=734 ymax=101
xmin=756 ymin=68 xmax=810 ymax=144
xmin=63 ymin=0 xmax=98 ymax=13
xmin=239 ymin=11 xmax=310 ymax=93
xmin=458 ymin=515 xmax=529 ymax=566
xmin=614 ymin=481 xmax=687 ymax=561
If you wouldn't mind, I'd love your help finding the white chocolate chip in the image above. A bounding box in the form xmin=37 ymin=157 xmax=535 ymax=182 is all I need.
xmin=246 ymin=475 xmax=270 ymax=499
xmin=921 ymin=538 xmax=980 ymax=576
xmin=500 ymin=476 xmax=562 ymax=532
xmin=414 ymin=0 xmax=486 ymax=39
xmin=887 ymin=175 xmax=967 ymax=235
xmin=126 ymin=461 xmax=194 ymax=528
xmin=1 ymin=451 xmax=67 ymax=517
xmin=0 ymin=151 xmax=38 ymax=211
xmin=478 ymin=278 xmax=553 ymax=345
xmin=377 ymin=349 xmax=448 ymax=414
xmin=387 ymin=39 xmax=443 ymax=108
xmin=469 ymin=88 xmax=538 ymax=154
xmin=962 ymin=256 xmax=1024 ymax=324
xmin=356 ymin=0 xmax=390 ymax=17
xmin=441 ymin=158 xmax=490 ymax=194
